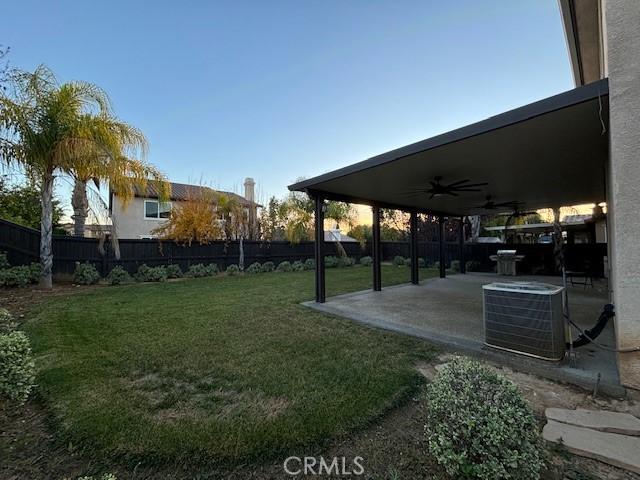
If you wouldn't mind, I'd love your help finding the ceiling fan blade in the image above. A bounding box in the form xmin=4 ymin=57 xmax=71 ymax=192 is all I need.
xmin=452 ymin=188 xmax=484 ymax=192
xmin=454 ymin=182 xmax=489 ymax=188
xmin=446 ymin=179 xmax=471 ymax=188
xmin=429 ymin=193 xmax=435 ymax=200
xmin=449 ymin=191 xmax=459 ymax=197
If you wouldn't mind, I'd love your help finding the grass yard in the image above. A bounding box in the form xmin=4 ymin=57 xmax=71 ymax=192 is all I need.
xmin=25 ymin=265 xmax=438 ymax=467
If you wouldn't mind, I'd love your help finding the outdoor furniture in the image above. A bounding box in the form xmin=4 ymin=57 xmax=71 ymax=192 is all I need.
xmin=489 ymin=250 xmax=525 ymax=276
xmin=566 ymin=260 xmax=595 ymax=288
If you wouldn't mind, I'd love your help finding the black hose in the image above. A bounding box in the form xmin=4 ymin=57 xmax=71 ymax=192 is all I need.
xmin=568 ymin=304 xmax=615 ymax=349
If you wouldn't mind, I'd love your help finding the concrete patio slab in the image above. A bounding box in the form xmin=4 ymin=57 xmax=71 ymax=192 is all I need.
xmin=306 ymin=273 xmax=623 ymax=396
xmin=543 ymin=420 xmax=640 ymax=474
xmin=546 ymin=408 xmax=640 ymax=435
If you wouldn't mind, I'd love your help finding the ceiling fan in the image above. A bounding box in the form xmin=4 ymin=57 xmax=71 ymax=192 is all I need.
xmin=474 ymin=195 xmax=523 ymax=211
xmin=408 ymin=176 xmax=488 ymax=200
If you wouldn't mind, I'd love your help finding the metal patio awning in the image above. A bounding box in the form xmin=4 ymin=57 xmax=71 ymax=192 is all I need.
xmin=289 ymin=79 xmax=609 ymax=216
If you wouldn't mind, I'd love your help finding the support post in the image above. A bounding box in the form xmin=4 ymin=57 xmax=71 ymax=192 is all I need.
xmin=438 ymin=216 xmax=446 ymax=278
xmin=372 ymin=206 xmax=382 ymax=291
xmin=314 ymin=194 xmax=325 ymax=303
xmin=410 ymin=211 xmax=419 ymax=284
xmin=459 ymin=217 xmax=466 ymax=274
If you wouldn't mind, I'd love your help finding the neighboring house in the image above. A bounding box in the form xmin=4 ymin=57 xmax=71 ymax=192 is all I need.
xmin=109 ymin=177 xmax=259 ymax=239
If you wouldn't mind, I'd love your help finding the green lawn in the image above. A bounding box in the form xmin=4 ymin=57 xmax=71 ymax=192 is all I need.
xmin=26 ymin=265 xmax=437 ymax=466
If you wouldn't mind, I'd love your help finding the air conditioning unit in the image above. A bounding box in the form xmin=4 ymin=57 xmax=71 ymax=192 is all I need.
xmin=483 ymin=282 xmax=566 ymax=361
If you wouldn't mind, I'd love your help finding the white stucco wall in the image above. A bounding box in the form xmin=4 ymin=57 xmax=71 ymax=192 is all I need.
xmin=605 ymin=0 xmax=640 ymax=389
xmin=111 ymin=196 xmax=169 ymax=239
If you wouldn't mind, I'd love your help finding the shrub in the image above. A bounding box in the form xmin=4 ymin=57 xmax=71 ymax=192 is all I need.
xmin=276 ymin=261 xmax=292 ymax=272
xmin=0 ymin=266 xmax=32 ymax=288
xmin=260 ymin=261 xmax=275 ymax=273
xmin=166 ymin=264 xmax=183 ymax=279
xmin=325 ymin=256 xmax=338 ymax=268
xmin=393 ymin=255 xmax=406 ymax=266
xmin=0 ymin=308 xmax=16 ymax=333
xmin=292 ymin=260 xmax=305 ymax=271
xmin=73 ymin=262 xmax=101 ymax=285
xmin=451 ymin=260 xmax=461 ymax=272
xmin=304 ymin=258 xmax=315 ymax=270
xmin=226 ymin=264 xmax=240 ymax=275
xmin=337 ymin=256 xmax=355 ymax=268
xmin=359 ymin=256 xmax=373 ymax=266
xmin=28 ymin=262 xmax=41 ymax=283
xmin=425 ymin=358 xmax=542 ymax=480
xmin=135 ymin=264 xmax=167 ymax=282
xmin=106 ymin=266 xmax=132 ymax=285
xmin=0 ymin=252 xmax=9 ymax=270
xmin=404 ymin=257 xmax=426 ymax=267
xmin=186 ymin=263 xmax=216 ymax=278
xmin=246 ymin=262 xmax=262 ymax=274
xmin=465 ymin=260 xmax=481 ymax=272
xmin=205 ymin=263 xmax=219 ymax=276
xmin=0 ymin=331 xmax=36 ymax=404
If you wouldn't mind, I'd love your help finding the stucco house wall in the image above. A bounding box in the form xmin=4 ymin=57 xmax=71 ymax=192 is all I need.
xmin=111 ymin=196 xmax=169 ymax=239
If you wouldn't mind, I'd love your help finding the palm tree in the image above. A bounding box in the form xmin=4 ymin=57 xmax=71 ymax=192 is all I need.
xmin=0 ymin=66 xmax=166 ymax=287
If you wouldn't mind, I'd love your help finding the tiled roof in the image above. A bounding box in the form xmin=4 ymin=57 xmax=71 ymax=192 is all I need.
xmin=131 ymin=181 xmax=258 ymax=207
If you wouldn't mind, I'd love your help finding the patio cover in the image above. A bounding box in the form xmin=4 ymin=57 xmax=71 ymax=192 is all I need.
xmin=288 ymin=79 xmax=609 ymax=216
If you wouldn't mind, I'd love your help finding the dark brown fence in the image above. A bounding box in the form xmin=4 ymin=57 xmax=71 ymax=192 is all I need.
xmin=0 ymin=218 xmax=606 ymax=277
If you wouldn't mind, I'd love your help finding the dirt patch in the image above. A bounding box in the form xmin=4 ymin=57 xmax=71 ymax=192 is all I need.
xmin=127 ymin=373 xmax=290 ymax=424
xmin=0 ymin=283 xmax=96 ymax=320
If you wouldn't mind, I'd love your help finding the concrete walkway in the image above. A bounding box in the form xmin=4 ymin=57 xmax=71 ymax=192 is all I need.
xmin=306 ymin=273 xmax=623 ymax=396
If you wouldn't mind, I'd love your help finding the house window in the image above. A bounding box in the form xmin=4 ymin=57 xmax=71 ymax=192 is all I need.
xmin=144 ymin=200 xmax=171 ymax=219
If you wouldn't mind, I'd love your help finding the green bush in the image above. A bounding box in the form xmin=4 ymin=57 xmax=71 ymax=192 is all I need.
xmin=337 ymin=256 xmax=355 ymax=268
xmin=186 ymin=263 xmax=217 ymax=278
xmin=359 ymin=256 xmax=373 ymax=266
xmin=0 ymin=308 xmax=16 ymax=333
xmin=135 ymin=264 xmax=167 ymax=282
xmin=166 ymin=264 xmax=183 ymax=279
xmin=393 ymin=255 xmax=406 ymax=266
xmin=292 ymin=260 xmax=305 ymax=271
xmin=73 ymin=262 xmax=101 ymax=285
xmin=260 ymin=261 xmax=275 ymax=273
xmin=451 ymin=260 xmax=461 ymax=272
xmin=404 ymin=257 xmax=426 ymax=267
xmin=225 ymin=264 xmax=240 ymax=275
xmin=304 ymin=258 xmax=315 ymax=270
xmin=0 ymin=266 xmax=33 ymax=288
xmin=0 ymin=330 xmax=36 ymax=404
xmin=276 ymin=261 xmax=292 ymax=272
xmin=425 ymin=358 xmax=542 ymax=480
xmin=325 ymin=256 xmax=338 ymax=268
xmin=0 ymin=252 xmax=9 ymax=270
xmin=465 ymin=260 xmax=481 ymax=272
xmin=205 ymin=263 xmax=219 ymax=276
xmin=29 ymin=262 xmax=41 ymax=283
xmin=106 ymin=266 xmax=132 ymax=285
xmin=246 ymin=262 xmax=262 ymax=274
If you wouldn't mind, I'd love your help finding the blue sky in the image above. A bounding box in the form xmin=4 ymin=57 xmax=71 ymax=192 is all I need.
xmin=2 ymin=0 xmax=573 ymax=204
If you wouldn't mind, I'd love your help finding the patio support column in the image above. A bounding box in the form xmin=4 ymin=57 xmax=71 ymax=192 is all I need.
xmin=372 ymin=206 xmax=382 ymax=291
xmin=438 ymin=216 xmax=446 ymax=278
xmin=459 ymin=217 xmax=466 ymax=274
xmin=410 ymin=211 xmax=419 ymax=284
xmin=314 ymin=194 xmax=325 ymax=303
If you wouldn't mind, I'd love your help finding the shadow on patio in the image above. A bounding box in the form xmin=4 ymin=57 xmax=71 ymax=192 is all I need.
xmin=306 ymin=273 xmax=622 ymax=396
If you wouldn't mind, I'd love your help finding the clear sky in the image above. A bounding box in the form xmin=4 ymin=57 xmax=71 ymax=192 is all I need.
xmin=2 ymin=0 xmax=573 ymax=205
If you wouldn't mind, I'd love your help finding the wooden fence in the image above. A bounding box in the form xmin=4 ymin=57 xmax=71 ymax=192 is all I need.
xmin=0 ymin=218 xmax=606 ymax=277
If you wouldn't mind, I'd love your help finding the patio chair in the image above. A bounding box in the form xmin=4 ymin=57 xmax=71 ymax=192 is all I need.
xmin=565 ymin=259 xmax=594 ymax=289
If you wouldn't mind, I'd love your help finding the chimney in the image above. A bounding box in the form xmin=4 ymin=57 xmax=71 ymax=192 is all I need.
xmin=244 ymin=177 xmax=255 ymax=203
